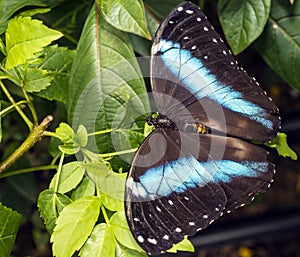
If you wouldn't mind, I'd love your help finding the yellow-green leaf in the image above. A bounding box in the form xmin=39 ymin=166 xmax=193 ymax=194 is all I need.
xmin=5 ymin=16 xmax=62 ymax=69
xmin=51 ymin=196 xmax=101 ymax=257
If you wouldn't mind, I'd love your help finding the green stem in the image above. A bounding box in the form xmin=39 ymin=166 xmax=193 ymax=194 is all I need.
xmin=54 ymin=152 xmax=65 ymax=192
xmin=88 ymin=128 xmax=115 ymax=136
xmin=22 ymin=87 xmax=38 ymax=125
xmin=101 ymin=205 xmax=110 ymax=224
xmin=0 ymin=100 xmax=27 ymax=117
xmin=0 ymin=115 xmax=53 ymax=173
xmin=99 ymin=148 xmax=137 ymax=158
xmin=44 ymin=131 xmax=62 ymax=139
xmin=0 ymin=164 xmax=57 ymax=179
xmin=0 ymin=80 xmax=33 ymax=130
xmin=88 ymin=128 xmax=135 ymax=137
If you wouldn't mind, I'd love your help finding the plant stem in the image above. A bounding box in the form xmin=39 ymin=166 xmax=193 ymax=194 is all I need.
xmin=0 ymin=80 xmax=33 ymax=130
xmin=53 ymin=152 xmax=65 ymax=192
xmin=0 ymin=100 xmax=27 ymax=117
xmin=0 ymin=164 xmax=57 ymax=179
xmin=22 ymin=87 xmax=38 ymax=125
xmin=99 ymin=148 xmax=137 ymax=158
xmin=0 ymin=115 xmax=53 ymax=173
xmin=101 ymin=205 xmax=110 ymax=224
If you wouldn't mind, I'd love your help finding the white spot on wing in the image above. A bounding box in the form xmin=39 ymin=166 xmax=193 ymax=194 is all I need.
xmin=147 ymin=238 xmax=157 ymax=244
xmin=133 ymin=217 xmax=140 ymax=222
xmin=203 ymin=214 xmax=208 ymax=219
xmin=203 ymin=26 xmax=208 ymax=31
xmin=191 ymin=45 xmax=197 ymax=50
xmin=177 ymin=6 xmax=184 ymax=11
xmin=138 ymin=235 xmax=144 ymax=243
xmin=163 ymin=235 xmax=169 ymax=240
xmin=204 ymin=55 xmax=208 ymax=59
xmin=186 ymin=9 xmax=194 ymax=14
xmin=175 ymin=227 xmax=182 ymax=232
xmin=197 ymin=17 xmax=201 ymax=22
xmin=189 ymin=222 xmax=195 ymax=226
xmin=156 ymin=206 xmax=162 ymax=212
xmin=169 ymin=20 xmax=174 ymax=24
xmin=168 ymin=200 xmax=174 ymax=205
xmin=212 ymin=38 xmax=217 ymax=43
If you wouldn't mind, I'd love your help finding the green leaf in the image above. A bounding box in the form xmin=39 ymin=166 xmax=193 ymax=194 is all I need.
xmin=144 ymin=121 xmax=153 ymax=137
xmin=255 ymin=0 xmax=300 ymax=91
xmin=0 ymin=203 xmax=22 ymax=257
xmin=51 ymin=196 xmax=102 ymax=257
xmin=50 ymin=162 xmax=85 ymax=194
xmin=167 ymin=236 xmax=194 ymax=254
xmin=23 ymin=68 xmax=53 ymax=92
xmin=38 ymin=189 xmax=72 ymax=234
xmin=18 ymin=7 xmax=51 ymax=17
xmin=82 ymin=160 xmax=110 ymax=176
xmin=0 ymin=0 xmax=67 ymax=34
xmin=75 ymin=124 xmax=88 ymax=147
xmin=48 ymin=137 xmax=62 ymax=158
xmin=55 ymin=122 xmax=74 ymax=144
xmin=218 ymin=0 xmax=271 ymax=54
xmin=115 ymin=242 xmax=147 ymax=257
xmin=98 ymin=172 xmax=126 ymax=211
xmin=58 ymin=144 xmax=80 ymax=155
xmin=37 ymin=46 xmax=75 ymax=103
xmin=84 ymin=161 xmax=125 ymax=211
xmin=143 ymin=0 xmax=183 ymax=20
xmin=71 ymin=177 xmax=96 ymax=201
xmin=10 ymin=66 xmax=54 ymax=92
xmin=98 ymin=0 xmax=151 ymax=39
xmin=80 ymin=223 xmax=116 ymax=257
xmin=110 ymin=211 xmax=144 ymax=252
xmin=68 ymin=5 xmax=150 ymax=162
xmin=266 ymin=132 xmax=298 ymax=160
xmin=0 ymin=38 xmax=5 ymax=55
xmin=5 ymin=16 xmax=63 ymax=70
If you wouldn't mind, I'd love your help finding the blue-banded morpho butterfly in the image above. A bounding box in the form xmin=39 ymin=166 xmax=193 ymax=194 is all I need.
xmin=125 ymin=1 xmax=280 ymax=255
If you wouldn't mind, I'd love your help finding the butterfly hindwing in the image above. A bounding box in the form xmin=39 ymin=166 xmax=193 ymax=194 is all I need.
xmin=151 ymin=2 xmax=280 ymax=142
xmin=125 ymin=129 xmax=274 ymax=255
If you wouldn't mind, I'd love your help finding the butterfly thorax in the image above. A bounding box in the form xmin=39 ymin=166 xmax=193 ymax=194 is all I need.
xmin=147 ymin=113 xmax=208 ymax=134
xmin=147 ymin=114 xmax=176 ymax=129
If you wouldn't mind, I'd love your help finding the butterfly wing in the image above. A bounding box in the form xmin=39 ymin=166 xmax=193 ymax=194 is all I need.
xmin=151 ymin=2 xmax=280 ymax=142
xmin=125 ymin=129 xmax=274 ymax=255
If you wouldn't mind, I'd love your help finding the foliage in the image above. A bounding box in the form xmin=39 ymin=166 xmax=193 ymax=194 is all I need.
xmin=0 ymin=0 xmax=298 ymax=257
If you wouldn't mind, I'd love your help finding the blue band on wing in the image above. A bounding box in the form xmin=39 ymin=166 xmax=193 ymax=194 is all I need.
xmin=130 ymin=156 xmax=269 ymax=199
xmin=155 ymin=39 xmax=273 ymax=130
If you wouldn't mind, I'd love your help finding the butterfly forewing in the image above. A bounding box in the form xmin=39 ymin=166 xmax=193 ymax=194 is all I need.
xmin=151 ymin=2 xmax=280 ymax=142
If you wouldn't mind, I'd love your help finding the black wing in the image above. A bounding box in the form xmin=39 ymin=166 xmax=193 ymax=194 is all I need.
xmin=125 ymin=129 xmax=274 ymax=255
xmin=151 ymin=1 xmax=280 ymax=142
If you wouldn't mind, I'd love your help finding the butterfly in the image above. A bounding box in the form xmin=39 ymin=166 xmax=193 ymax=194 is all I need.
xmin=125 ymin=1 xmax=280 ymax=255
